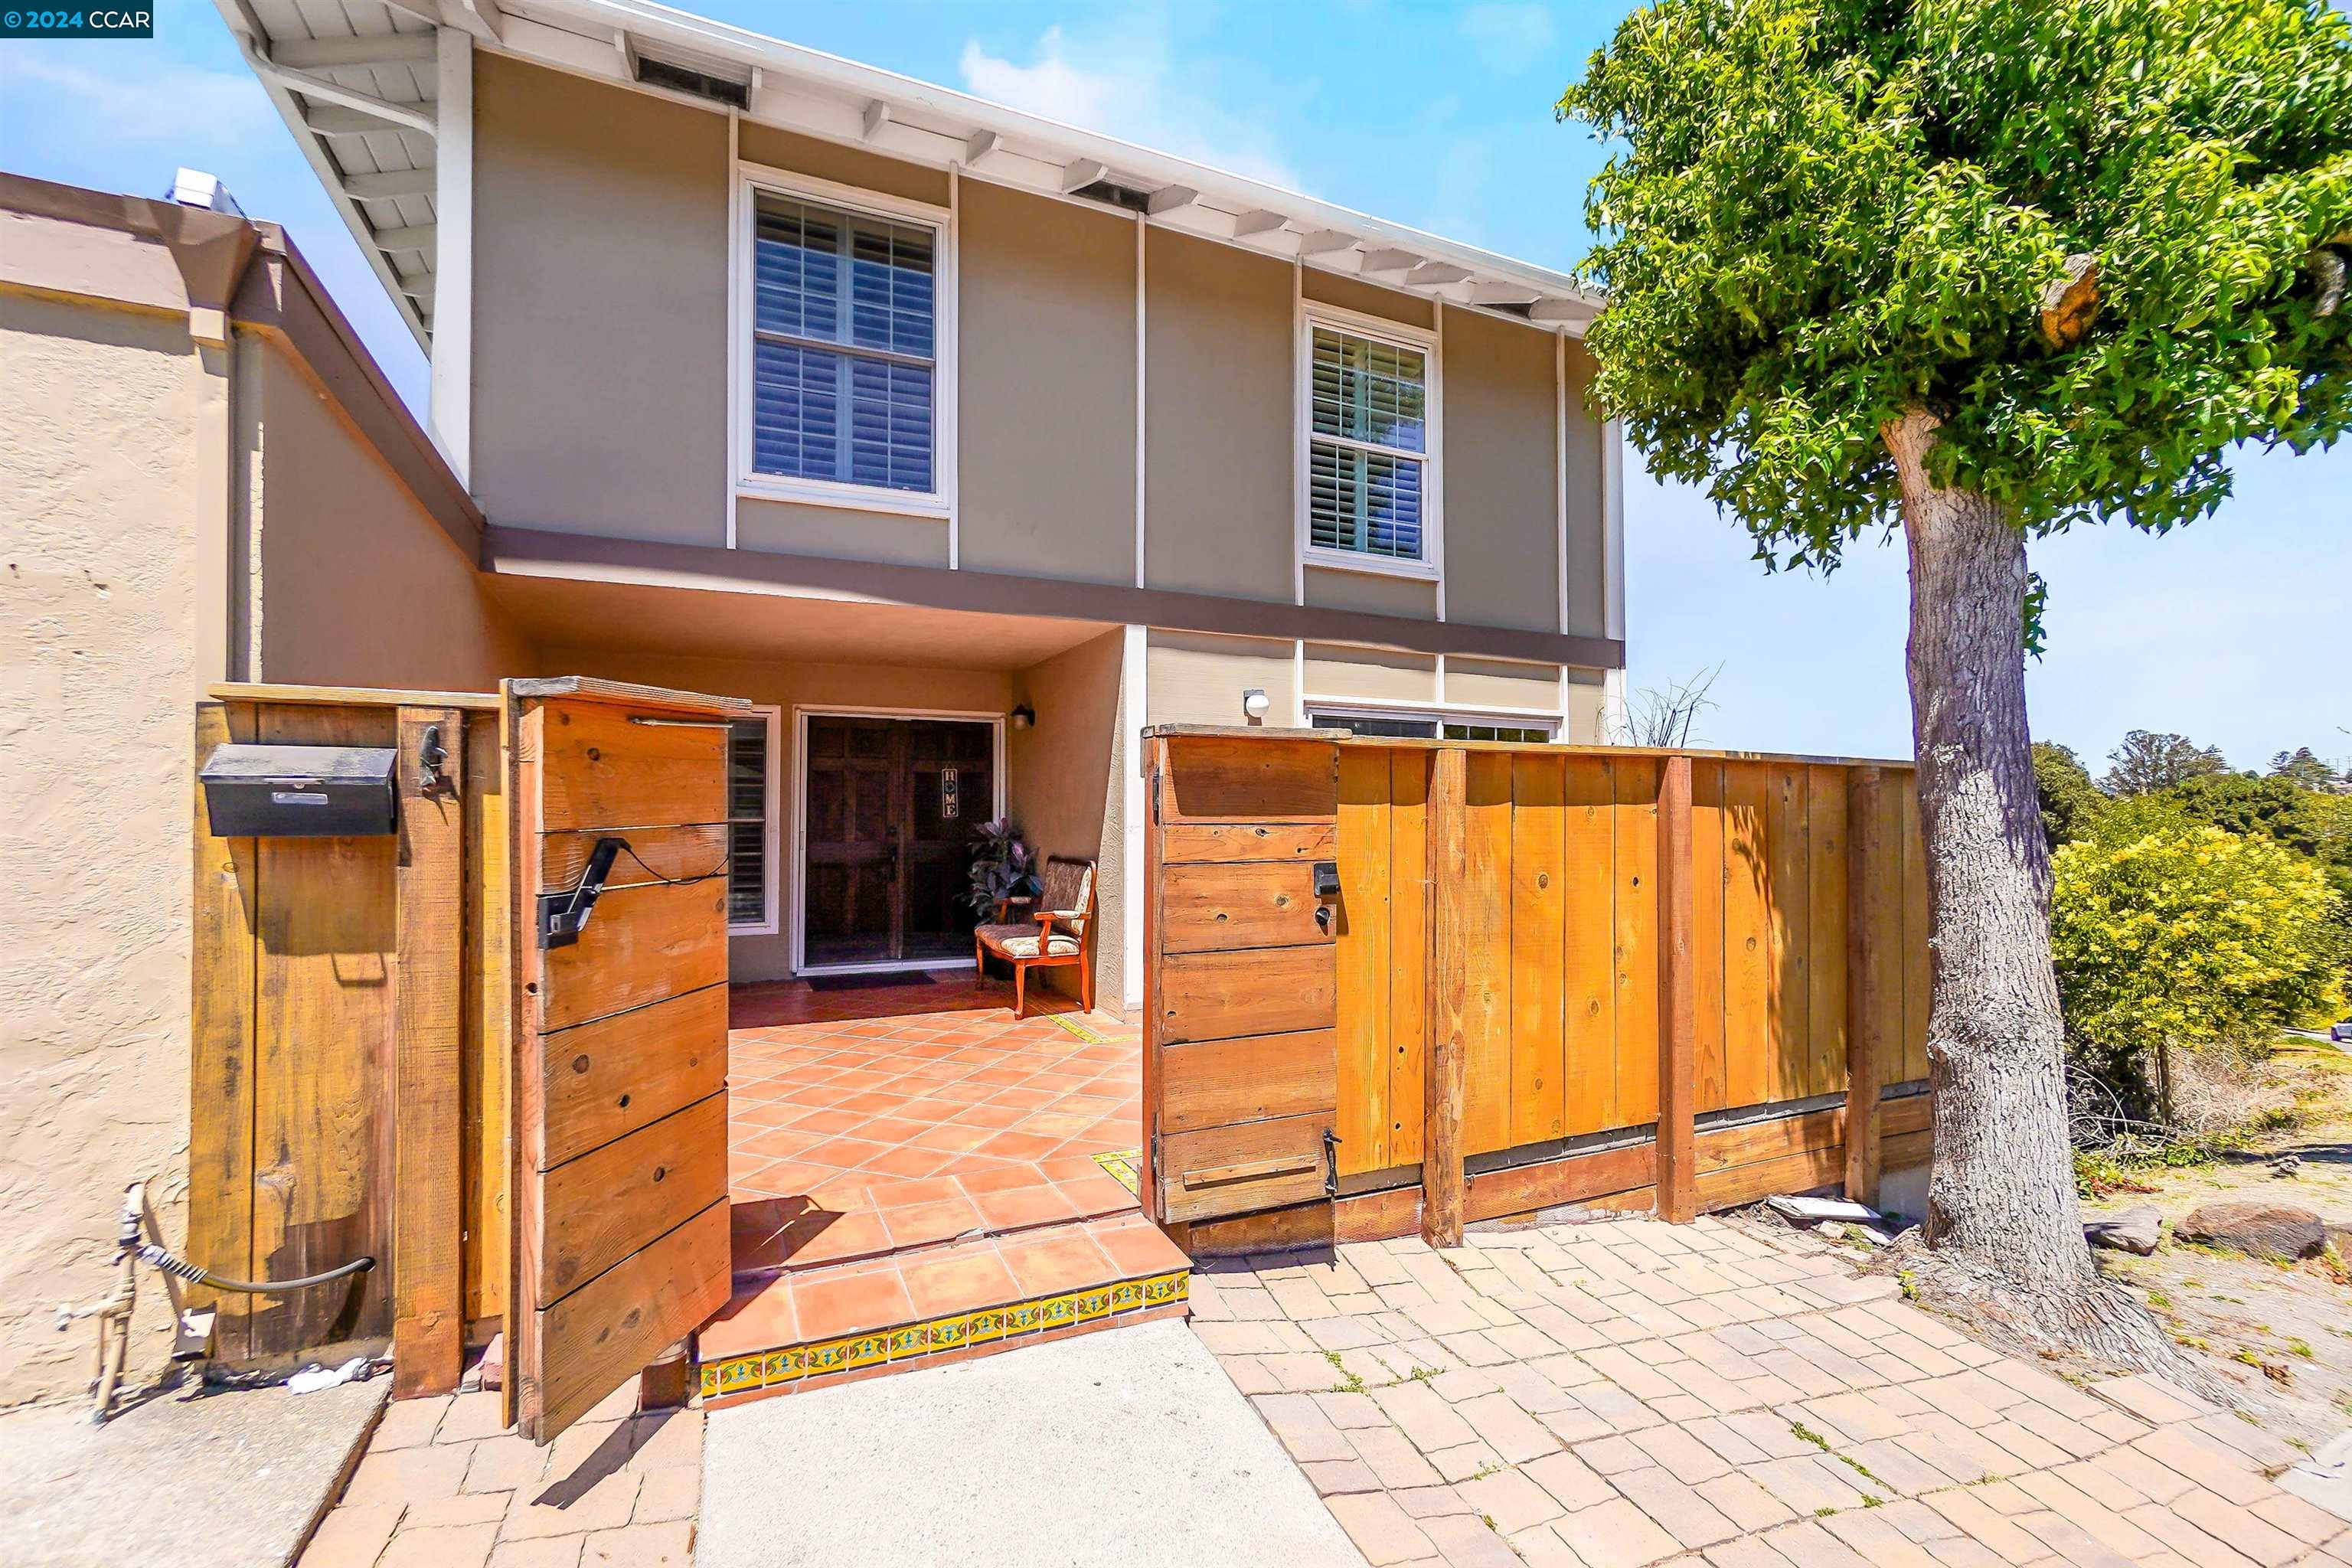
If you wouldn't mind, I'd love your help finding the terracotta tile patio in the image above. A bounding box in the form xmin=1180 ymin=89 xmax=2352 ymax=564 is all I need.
xmin=697 ymin=972 xmax=1188 ymax=1402
xmin=723 ymin=973 xmax=1145 ymax=1275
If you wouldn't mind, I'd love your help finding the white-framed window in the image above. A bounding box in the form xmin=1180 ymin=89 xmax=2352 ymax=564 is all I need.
xmin=733 ymin=167 xmax=955 ymax=518
xmin=727 ymin=706 xmax=782 ymax=934
xmin=1306 ymin=706 xmax=1557 ymax=744
xmin=1298 ymin=305 xmax=1440 ymax=580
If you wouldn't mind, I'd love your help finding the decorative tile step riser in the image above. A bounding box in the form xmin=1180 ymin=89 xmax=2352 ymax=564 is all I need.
xmin=698 ymin=1268 xmax=1188 ymax=1398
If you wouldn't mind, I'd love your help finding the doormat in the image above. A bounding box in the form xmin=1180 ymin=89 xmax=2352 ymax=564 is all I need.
xmin=1093 ymin=1149 xmax=1142 ymax=1196
xmin=806 ymin=971 xmax=937 ymax=992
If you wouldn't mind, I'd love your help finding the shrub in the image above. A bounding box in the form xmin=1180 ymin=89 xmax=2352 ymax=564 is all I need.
xmin=2053 ymin=828 xmax=2346 ymax=1078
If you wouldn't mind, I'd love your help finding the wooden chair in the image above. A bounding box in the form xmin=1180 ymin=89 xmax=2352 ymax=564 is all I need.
xmin=974 ymin=855 xmax=1095 ymax=1019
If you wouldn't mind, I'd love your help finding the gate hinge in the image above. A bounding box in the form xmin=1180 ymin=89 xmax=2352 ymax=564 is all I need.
xmin=1150 ymin=768 xmax=1161 ymax=827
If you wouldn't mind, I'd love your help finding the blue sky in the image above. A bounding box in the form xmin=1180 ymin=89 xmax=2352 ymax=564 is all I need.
xmin=5 ymin=0 xmax=2345 ymax=774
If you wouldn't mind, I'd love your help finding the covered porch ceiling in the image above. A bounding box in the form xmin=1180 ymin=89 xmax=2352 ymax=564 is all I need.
xmin=482 ymin=570 xmax=1115 ymax=671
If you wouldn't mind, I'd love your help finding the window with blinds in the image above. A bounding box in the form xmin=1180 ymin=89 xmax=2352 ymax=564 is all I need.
xmin=750 ymin=192 xmax=937 ymax=495
xmin=1306 ymin=324 xmax=1430 ymax=564
xmin=727 ymin=717 xmax=771 ymax=929
xmin=1308 ymin=710 xmax=1557 ymax=743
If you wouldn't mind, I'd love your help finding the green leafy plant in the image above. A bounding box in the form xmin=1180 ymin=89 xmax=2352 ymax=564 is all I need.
xmin=963 ymin=817 xmax=1040 ymax=916
xmin=1559 ymin=0 xmax=2352 ymax=1358
xmin=2053 ymin=826 xmax=2346 ymax=1058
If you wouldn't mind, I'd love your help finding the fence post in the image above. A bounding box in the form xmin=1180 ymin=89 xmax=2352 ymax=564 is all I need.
xmin=1655 ymin=755 xmax=1698 ymax=1223
xmin=1423 ymin=745 xmax=1468 ymax=1248
xmin=394 ymin=705 xmax=467 ymax=1396
xmin=1844 ymin=766 xmax=1887 ymax=1207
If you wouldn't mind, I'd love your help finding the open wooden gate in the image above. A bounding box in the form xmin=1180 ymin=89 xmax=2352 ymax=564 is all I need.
xmin=1142 ymin=732 xmax=1344 ymax=1230
xmin=505 ymin=678 xmax=743 ymax=1442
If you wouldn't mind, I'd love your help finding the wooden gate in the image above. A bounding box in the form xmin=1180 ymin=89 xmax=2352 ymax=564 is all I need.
xmin=1141 ymin=733 xmax=1344 ymax=1229
xmin=505 ymin=678 xmax=742 ymax=1441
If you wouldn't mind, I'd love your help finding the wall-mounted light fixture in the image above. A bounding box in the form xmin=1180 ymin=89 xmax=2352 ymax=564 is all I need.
xmin=1011 ymin=703 xmax=1036 ymax=730
xmin=1241 ymin=688 xmax=1271 ymax=723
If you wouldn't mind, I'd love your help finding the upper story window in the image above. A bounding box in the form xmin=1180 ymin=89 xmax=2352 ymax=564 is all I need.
xmin=737 ymin=173 xmax=953 ymax=515
xmin=1301 ymin=309 xmax=1439 ymax=578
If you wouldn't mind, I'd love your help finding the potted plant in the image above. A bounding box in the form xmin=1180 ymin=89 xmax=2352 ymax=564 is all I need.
xmin=965 ymin=817 xmax=1040 ymax=917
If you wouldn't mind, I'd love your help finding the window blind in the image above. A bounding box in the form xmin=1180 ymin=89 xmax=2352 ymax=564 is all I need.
xmin=750 ymin=194 xmax=936 ymax=494
xmin=1307 ymin=327 xmax=1429 ymax=561
xmin=727 ymin=719 xmax=769 ymax=927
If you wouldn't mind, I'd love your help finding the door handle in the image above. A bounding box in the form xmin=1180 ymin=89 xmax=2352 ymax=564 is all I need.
xmin=1323 ymin=1128 xmax=1342 ymax=1197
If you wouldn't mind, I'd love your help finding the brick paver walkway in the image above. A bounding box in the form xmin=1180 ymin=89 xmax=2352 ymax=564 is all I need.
xmin=1191 ymin=1214 xmax=2352 ymax=1568
xmin=297 ymin=1387 xmax=699 ymax=1568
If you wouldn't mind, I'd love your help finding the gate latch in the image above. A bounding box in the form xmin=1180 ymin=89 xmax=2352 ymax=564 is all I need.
xmin=540 ymin=836 xmax=626 ymax=949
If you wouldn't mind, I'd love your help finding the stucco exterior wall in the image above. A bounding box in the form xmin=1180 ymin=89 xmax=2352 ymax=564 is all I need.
xmin=1442 ymin=305 xmax=1564 ymax=636
xmin=957 ymin=182 xmax=1138 ymax=585
xmin=1141 ymin=229 xmax=1295 ymax=603
xmin=458 ymin=58 xmax=1615 ymax=666
xmin=0 ymin=292 xmax=211 ymax=1406
xmin=252 ymin=338 xmax=531 ymax=689
xmin=471 ymin=53 xmax=730 ymax=545
xmin=1006 ymin=630 xmax=1129 ymax=1011
xmin=532 ymin=646 xmax=1015 ymax=982
xmin=1144 ymin=629 xmax=1299 ymax=727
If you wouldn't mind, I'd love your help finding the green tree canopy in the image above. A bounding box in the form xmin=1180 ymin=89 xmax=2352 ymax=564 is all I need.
xmin=2052 ymin=825 xmax=2346 ymax=1055
xmin=2031 ymin=740 xmax=2108 ymax=848
xmin=1560 ymin=0 xmax=2352 ymax=572
xmin=2270 ymin=746 xmax=2347 ymax=789
xmin=2102 ymin=729 xmax=2230 ymax=794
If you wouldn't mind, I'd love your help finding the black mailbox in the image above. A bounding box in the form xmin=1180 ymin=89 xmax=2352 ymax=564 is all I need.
xmin=200 ymin=743 xmax=398 ymax=837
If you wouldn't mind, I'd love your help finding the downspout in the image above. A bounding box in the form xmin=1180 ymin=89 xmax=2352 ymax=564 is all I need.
xmin=144 ymin=188 xmax=263 ymax=683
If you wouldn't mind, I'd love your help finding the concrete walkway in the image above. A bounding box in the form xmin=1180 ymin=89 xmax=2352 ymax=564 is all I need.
xmin=698 ymin=1318 xmax=1369 ymax=1568
xmin=1189 ymin=1214 xmax=2352 ymax=1567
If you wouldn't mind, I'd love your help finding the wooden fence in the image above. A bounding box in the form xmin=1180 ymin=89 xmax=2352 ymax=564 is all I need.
xmin=1140 ymin=729 xmax=1936 ymax=1253
xmin=189 ymin=684 xmax=508 ymax=1393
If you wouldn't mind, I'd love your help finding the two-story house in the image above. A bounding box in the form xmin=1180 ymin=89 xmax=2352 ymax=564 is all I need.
xmin=216 ymin=0 xmax=1627 ymax=1024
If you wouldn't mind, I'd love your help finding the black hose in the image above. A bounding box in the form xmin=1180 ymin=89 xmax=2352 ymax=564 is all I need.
xmin=136 ymin=1243 xmax=374 ymax=1293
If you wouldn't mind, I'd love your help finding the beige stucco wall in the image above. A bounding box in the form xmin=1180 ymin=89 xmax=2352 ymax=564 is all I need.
xmin=533 ymin=647 xmax=1015 ymax=982
xmin=1145 ymin=629 xmax=1298 ymax=727
xmin=1142 ymin=230 xmax=1294 ymax=603
xmin=1302 ymin=267 xmax=1434 ymax=332
xmin=1006 ymin=630 xmax=1129 ymax=1011
xmin=959 ymin=183 xmax=1136 ymax=585
xmin=460 ymin=58 xmax=1612 ymax=660
xmin=0 ymin=292 xmax=211 ymax=1406
xmin=1562 ymin=342 xmax=1610 ymax=641
xmin=1302 ymin=643 xmax=1439 ymax=707
xmin=252 ymin=338 xmax=531 ymax=688
xmin=472 ymin=53 xmax=730 ymax=545
xmin=1444 ymin=655 xmax=1564 ymax=715
xmin=1442 ymin=305 xmax=1563 ymax=635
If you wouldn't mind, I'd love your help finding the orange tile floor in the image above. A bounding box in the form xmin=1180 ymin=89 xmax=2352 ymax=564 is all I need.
xmin=699 ymin=972 xmax=1189 ymax=1399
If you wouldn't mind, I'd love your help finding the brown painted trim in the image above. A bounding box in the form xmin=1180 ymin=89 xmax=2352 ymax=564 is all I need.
xmin=481 ymin=526 xmax=1628 ymax=668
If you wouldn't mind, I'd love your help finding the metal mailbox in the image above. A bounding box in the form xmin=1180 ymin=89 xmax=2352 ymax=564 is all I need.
xmin=199 ymin=743 xmax=398 ymax=837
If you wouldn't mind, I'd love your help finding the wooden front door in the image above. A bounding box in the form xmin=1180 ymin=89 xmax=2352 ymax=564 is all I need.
xmin=505 ymin=677 xmax=739 ymax=1443
xmin=802 ymin=716 xmax=993 ymax=969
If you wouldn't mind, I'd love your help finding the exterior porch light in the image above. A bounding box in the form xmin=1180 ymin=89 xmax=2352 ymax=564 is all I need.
xmin=1010 ymin=703 xmax=1035 ymax=730
xmin=1242 ymin=688 xmax=1271 ymax=721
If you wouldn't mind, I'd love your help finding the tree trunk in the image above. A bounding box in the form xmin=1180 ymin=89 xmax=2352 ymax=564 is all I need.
xmin=1883 ymin=409 xmax=2089 ymax=1288
xmin=1874 ymin=411 xmax=2205 ymax=1385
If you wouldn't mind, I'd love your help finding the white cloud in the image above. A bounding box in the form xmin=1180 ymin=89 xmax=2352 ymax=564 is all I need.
xmin=0 ymin=46 xmax=277 ymax=155
xmin=1460 ymin=4 xmax=1557 ymax=72
xmin=957 ymin=20 xmax=1298 ymax=191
